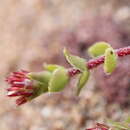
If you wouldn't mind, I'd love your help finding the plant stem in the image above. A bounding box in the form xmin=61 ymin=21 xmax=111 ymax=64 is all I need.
xmin=68 ymin=46 xmax=130 ymax=77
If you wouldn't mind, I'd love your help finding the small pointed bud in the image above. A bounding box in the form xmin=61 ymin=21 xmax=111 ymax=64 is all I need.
xmin=16 ymin=97 xmax=27 ymax=106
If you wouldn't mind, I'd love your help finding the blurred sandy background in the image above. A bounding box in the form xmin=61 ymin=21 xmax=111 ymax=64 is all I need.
xmin=0 ymin=0 xmax=130 ymax=130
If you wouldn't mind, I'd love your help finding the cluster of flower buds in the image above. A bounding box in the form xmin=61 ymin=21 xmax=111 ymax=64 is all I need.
xmin=86 ymin=123 xmax=110 ymax=130
xmin=6 ymin=70 xmax=33 ymax=105
xmin=86 ymin=121 xmax=130 ymax=130
xmin=6 ymin=65 xmax=70 ymax=105
xmin=6 ymin=70 xmax=50 ymax=105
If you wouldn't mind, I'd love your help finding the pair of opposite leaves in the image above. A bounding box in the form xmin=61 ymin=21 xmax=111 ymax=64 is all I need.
xmin=88 ymin=41 xmax=117 ymax=74
xmin=63 ymin=42 xmax=117 ymax=95
xmin=29 ymin=42 xmax=117 ymax=97
xmin=28 ymin=65 xmax=69 ymax=97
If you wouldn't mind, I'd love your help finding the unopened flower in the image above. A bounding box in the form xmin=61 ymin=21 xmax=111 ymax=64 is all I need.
xmin=6 ymin=70 xmax=34 ymax=105
xmin=6 ymin=70 xmax=49 ymax=105
xmin=86 ymin=123 xmax=110 ymax=130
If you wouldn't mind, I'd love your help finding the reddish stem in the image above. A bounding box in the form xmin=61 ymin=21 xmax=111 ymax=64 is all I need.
xmin=68 ymin=46 xmax=130 ymax=77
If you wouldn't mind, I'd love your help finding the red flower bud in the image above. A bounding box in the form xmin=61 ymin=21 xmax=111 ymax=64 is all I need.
xmin=6 ymin=70 xmax=34 ymax=105
xmin=86 ymin=123 xmax=110 ymax=130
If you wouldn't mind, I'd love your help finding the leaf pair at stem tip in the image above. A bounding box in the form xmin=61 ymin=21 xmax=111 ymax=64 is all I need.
xmin=88 ymin=41 xmax=118 ymax=74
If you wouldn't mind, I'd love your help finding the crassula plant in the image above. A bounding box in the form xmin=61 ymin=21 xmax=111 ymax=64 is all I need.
xmin=6 ymin=42 xmax=130 ymax=129
xmin=86 ymin=117 xmax=130 ymax=130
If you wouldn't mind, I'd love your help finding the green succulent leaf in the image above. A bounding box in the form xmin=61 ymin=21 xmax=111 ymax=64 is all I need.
xmin=43 ymin=63 xmax=62 ymax=72
xmin=88 ymin=41 xmax=111 ymax=57
xmin=48 ymin=67 xmax=69 ymax=92
xmin=76 ymin=70 xmax=90 ymax=96
xmin=104 ymin=48 xmax=117 ymax=74
xmin=63 ymin=48 xmax=86 ymax=71
xmin=108 ymin=120 xmax=129 ymax=129
xmin=28 ymin=71 xmax=52 ymax=84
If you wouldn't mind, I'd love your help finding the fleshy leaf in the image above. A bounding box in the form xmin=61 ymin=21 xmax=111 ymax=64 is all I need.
xmin=43 ymin=63 xmax=62 ymax=72
xmin=29 ymin=81 xmax=48 ymax=100
xmin=108 ymin=120 xmax=129 ymax=129
xmin=64 ymin=48 xmax=86 ymax=71
xmin=76 ymin=70 xmax=90 ymax=95
xmin=48 ymin=67 xmax=69 ymax=92
xmin=28 ymin=71 xmax=52 ymax=84
xmin=104 ymin=48 xmax=117 ymax=74
xmin=88 ymin=41 xmax=111 ymax=57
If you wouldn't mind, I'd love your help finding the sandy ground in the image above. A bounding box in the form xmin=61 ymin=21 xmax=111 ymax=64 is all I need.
xmin=0 ymin=0 xmax=130 ymax=130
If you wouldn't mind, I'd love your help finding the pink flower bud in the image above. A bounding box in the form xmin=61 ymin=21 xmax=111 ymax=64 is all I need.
xmin=86 ymin=123 xmax=109 ymax=130
xmin=6 ymin=70 xmax=34 ymax=105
